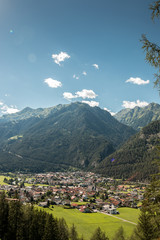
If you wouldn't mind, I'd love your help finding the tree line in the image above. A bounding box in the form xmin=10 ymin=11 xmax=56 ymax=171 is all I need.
xmin=0 ymin=191 xmax=134 ymax=240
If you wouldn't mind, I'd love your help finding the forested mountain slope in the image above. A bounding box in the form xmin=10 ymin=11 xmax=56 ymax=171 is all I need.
xmin=0 ymin=102 xmax=135 ymax=172
xmin=96 ymin=120 xmax=160 ymax=181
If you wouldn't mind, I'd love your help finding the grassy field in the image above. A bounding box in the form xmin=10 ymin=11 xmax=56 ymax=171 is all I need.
xmin=118 ymin=207 xmax=140 ymax=224
xmin=0 ymin=175 xmax=9 ymax=185
xmin=71 ymin=201 xmax=89 ymax=205
xmin=37 ymin=205 xmax=138 ymax=239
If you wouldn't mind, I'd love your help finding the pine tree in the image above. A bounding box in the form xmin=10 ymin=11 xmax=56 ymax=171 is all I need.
xmin=112 ymin=226 xmax=126 ymax=240
xmin=133 ymin=146 xmax=160 ymax=239
xmin=58 ymin=218 xmax=69 ymax=240
xmin=90 ymin=227 xmax=109 ymax=240
xmin=0 ymin=191 xmax=8 ymax=240
xmin=141 ymin=0 xmax=160 ymax=90
xmin=134 ymin=210 xmax=156 ymax=240
xmin=28 ymin=208 xmax=41 ymax=240
xmin=7 ymin=200 xmax=24 ymax=240
xmin=42 ymin=213 xmax=59 ymax=240
xmin=70 ymin=224 xmax=79 ymax=240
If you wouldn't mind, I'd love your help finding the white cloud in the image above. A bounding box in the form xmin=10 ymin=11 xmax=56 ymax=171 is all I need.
xmin=63 ymin=92 xmax=77 ymax=100
xmin=122 ymin=100 xmax=149 ymax=109
xmin=104 ymin=107 xmax=116 ymax=116
xmin=63 ymin=89 xmax=98 ymax=101
xmin=44 ymin=78 xmax=62 ymax=88
xmin=92 ymin=64 xmax=99 ymax=69
xmin=126 ymin=77 xmax=150 ymax=85
xmin=52 ymin=51 xmax=70 ymax=66
xmin=76 ymin=89 xmax=97 ymax=99
xmin=2 ymin=106 xmax=19 ymax=114
xmin=0 ymin=102 xmax=19 ymax=115
xmin=73 ymin=74 xmax=79 ymax=80
xmin=82 ymin=101 xmax=99 ymax=107
xmin=82 ymin=71 xmax=87 ymax=76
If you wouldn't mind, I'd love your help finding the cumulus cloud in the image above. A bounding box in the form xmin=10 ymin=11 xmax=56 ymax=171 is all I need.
xmin=76 ymin=89 xmax=97 ymax=99
xmin=122 ymin=100 xmax=149 ymax=109
xmin=52 ymin=51 xmax=70 ymax=66
xmin=82 ymin=71 xmax=87 ymax=76
xmin=44 ymin=78 xmax=62 ymax=88
xmin=0 ymin=102 xmax=19 ymax=115
xmin=92 ymin=64 xmax=99 ymax=69
xmin=63 ymin=92 xmax=77 ymax=100
xmin=63 ymin=89 xmax=98 ymax=101
xmin=104 ymin=107 xmax=116 ymax=116
xmin=82 ymin=101 xmax=99 ymax=107
xmin=126 ymin=77 xmax=150 ymax=85
xmin=73 ymin=74 xmax=79 ymax=80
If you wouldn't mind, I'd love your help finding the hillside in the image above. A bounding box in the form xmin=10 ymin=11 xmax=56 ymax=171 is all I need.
xmin=96 ymin=120 xmax=160 ymax=181
xmin=114 ymin=102 xmax=160 ymax=130
xmin=0 ymin=102 xmax=135 ymax=172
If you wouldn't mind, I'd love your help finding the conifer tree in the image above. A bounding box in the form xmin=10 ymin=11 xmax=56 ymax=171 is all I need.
xmin=0 ymin=191 xmax=8 ymax=240
xmin=28 ymin=208 xmax=41 ymax=240
xmin=133 ymin=146 xmax=160 ymax=239
xmin=42 ymin=213 xmax=59 ymax=240
xmin=134 ymin=210 xmax=156 ymax=240
xmin=90 ymin=227 xmax=109 ymax=240
xmin=70 ymin=224 xmax=79 ymax=240
xmin=112 ymin=226 xmax=126 ymax=240
xmin=141 ymin=0 xmax=160 ymax=90
xmin=7 ymin=200 xmax=23 ymax=240
xmin=58 ymin=218 xmax=69 ymax=240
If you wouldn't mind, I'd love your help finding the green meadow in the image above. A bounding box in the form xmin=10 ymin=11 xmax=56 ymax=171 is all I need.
xmin=0 ymin=175 xmax=9 ymax=185
xmin=37 ymin=205 xmax=139 ymax=239
xmin=118 ymin=207 xmax=140 ymax=224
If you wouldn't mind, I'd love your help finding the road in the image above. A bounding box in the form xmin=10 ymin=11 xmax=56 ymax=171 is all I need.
xmin=100 ymin=211 xmax=137 ymax=225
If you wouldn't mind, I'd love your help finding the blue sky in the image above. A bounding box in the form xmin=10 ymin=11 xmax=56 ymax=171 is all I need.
xmin=0 ymin=0 xmax=160 ymax=115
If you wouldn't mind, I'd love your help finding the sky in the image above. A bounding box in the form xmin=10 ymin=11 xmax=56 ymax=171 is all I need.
xmin=0 ymin=0 xmax=160 ymax=115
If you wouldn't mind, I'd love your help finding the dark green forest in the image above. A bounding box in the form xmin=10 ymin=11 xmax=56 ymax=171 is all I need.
xmin=0 ymin=102 xmax=135 ymax=173
xmin=96 ymin=120 xmax=160 ymax=181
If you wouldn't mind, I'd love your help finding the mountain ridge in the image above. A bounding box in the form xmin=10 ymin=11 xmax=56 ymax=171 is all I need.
xmin=0 ymin=102 xmax=136 ymax=173
xmin=96 ymin=119 xmax=160 ymax=181
xmin=114 ymin=102 xmax=160 ymax=130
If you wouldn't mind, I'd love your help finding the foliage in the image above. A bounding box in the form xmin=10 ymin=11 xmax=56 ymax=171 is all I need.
xmin=90 ymin=227 xmax=109 ymax=240
xmin=141 ymin=0 xmax=160 ymax=90
xmin=0 ymin=192 xmax=80 ymax=240
xmin=58 ymin=218 xmax=69 ymax=240
xmin=132 ymin=146 xmax=160 ymax=239
xmin=96 ymin=120 xmax=160 ymax=181
xmin=70 ymin=224 xmax=79 ymax=240
xmin=112 ymin=226 xmax=126 ymax=240
xmin=0 ymin=102 xmax=135 ymax=173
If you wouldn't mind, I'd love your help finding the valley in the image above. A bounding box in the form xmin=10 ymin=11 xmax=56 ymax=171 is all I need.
xmin=0 ymin=102 xmax=159 ymax=239
xmin=0 ymin=171 xmax=143 ymax=239
xmin=0 ymin=102 xmax=159 ymax=181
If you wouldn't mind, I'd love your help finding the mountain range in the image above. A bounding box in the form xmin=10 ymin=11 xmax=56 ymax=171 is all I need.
xmin=0 ymin=102 xmax=135 ymax=172
xmin=0 ymin=101 xmax=159 ymax=180
xmin=114 ymin=102 xmax=160 ymax=130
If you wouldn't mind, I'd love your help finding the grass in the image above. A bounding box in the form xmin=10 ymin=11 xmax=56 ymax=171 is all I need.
xmin=118 ymin=207 xmax=140 ymax=224
xmin=71 ymin=202 xmax=89 ymax=205
xmin=36 ymin=205 xmax=138 ymax=239
xmin=0 ymin=175 xmax=10 ymax=185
